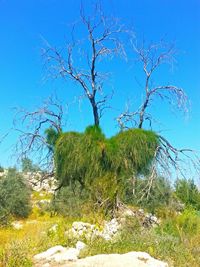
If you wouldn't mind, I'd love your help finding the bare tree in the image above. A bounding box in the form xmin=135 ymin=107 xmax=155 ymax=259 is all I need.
xmin=43 ymin=3 xmax=126 ymax=126
xmin=118 ymin=39 xmax=188 ymax=129
xmin=13 ymin=95 xmax=65 ymax=173
xmin=116 ymin=39 xmax=200 ymax=200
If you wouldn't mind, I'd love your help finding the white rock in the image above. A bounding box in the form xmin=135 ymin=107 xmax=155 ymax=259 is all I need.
xmin=52 ymin=248 xmax=79 ymax=262
xmin=34 ymin=245 xmax=65 ymax=260
xmin=76 ymin=241 xmax=86 ymax=251
xmin=66 ymin=251 xmax=168 ymax=267
xmin=34 ymin=246 xmax=80 ymax=264
xmin=11 ymin=221 xmax=23 ymax=230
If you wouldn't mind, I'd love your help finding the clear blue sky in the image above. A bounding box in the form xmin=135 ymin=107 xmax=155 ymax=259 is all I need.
xmin=0 ymin=0 xmax=200 ymax=168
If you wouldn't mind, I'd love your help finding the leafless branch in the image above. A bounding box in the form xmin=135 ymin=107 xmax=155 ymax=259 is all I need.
xmin=13 ymin=95 xmax=66 ymax=171
xmin=42 ymin=4 xmax=127 ymax=125
xmin=117 ymin=39 xmax=188 ymax=130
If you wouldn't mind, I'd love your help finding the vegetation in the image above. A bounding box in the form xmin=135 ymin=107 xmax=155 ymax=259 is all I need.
xmin=1 ymin=205 xmax=200 ymax=267
xmin=0 ymin=166 xmax=4 ymax=172
xmin=21 ymin=158 xmax=40 ymax=173
xmin=54 ymin=126 xmax=159 ymax=213
xmin=0 ymin=2 xmax=198 ymax=267
xmin=175 ymin=178 xmax=200 ymax=210
xmin=0 ymin=168 xmax=31 ymax=225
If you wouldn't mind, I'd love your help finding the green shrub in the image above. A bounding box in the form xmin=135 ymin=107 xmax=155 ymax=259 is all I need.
xmin=0 ymin=165 xmax=4 ymax=172
xmin=54 ymin=125 xmax=159 ymax=212
xmin=0 ymin=168 xmax=31 ymax=224
xmin=175 ymin=178 xmax=200 ymax=210
xmin=21 ymin=158 xmax=40 ymax=173
xmin=128 ymin=176 xmax=172 ymax=213
xmin=158 ymin=208 xmax=200 ymax=238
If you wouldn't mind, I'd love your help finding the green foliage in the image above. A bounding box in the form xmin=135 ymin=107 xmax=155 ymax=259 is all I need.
xmin=0 ymin=165 xmax=4 ymax=172
xmin=159 ymin=208 xmax=200 ymax=239
xmin=130 ymin=176 xmax=172 ymax=213
xmin=54 ymin=126 xmax=159 ymax=212
xmin=45 ymin=127 xmax=61 ymax=152
xmin=51 ymin=182 xmax=90 ymax=218
xmin=1 ymin=240 xmax=32 ymax=267
xmin=112 ymin=129 xmax=158 ymax=175
xmin=21 ymin=158 xmax=40 ymax=173
xmin=80 ymin=216 xmax=194 ymax=267
xmin=175 ymin=178 xmax=200 ymax=210
xmin=0 ymin=168 xmax=31 ymax=224
xmin=176 ymin=208 xmax=200 ymax=236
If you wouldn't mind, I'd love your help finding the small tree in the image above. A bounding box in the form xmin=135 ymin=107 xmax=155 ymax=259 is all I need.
xmin=0 ymin=168 xmax=31 ymax=224
xmin=175 ymin=178 xmax=200 ymax=210
xmin=21 ymin=157 xmax=40 ymax=173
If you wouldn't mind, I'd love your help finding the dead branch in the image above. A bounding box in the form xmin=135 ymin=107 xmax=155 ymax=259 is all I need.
xmin=13 ymin=95 xmax=66 ymax=171
xmin=117 ymin=39 xmax=188 ymax=130
xmin=42 ymin=4 xmax=127 ymax=126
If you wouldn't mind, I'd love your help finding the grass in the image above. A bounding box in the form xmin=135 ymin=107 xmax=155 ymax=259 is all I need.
xmin=0 ymin=214 xmax=75 ymax=267
xmin=80 ymin=212 xmax=200 ymax=267
xmin=1 ymin=203 xmax=200 ymax=267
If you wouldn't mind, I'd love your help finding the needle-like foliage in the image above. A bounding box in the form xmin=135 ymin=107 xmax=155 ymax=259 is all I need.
xmin=54 ymin=126 xmax=159 ymax=211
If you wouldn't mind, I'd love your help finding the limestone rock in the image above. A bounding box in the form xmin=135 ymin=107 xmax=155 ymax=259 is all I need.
xmin=34 ymin=242 xmax=86 ymax=267
xmin=67 ymin=251 xmax=168 ymax=267
xmin=66 ymin=219 xmax=121 ymax=241
xmin=34 ymin=246 xmax=78 ymax=266
xmin=11 ymin=221 xmax=23 ymax=230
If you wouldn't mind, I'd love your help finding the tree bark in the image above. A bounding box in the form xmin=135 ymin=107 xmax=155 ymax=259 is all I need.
xmin=90 ymin=97 xmax=99 ymax=126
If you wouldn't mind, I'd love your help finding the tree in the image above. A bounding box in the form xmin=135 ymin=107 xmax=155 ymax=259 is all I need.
xmin=54 ymin=125 xmax=159 ymax=211
xmin=117 ymin=39 xmax=188 ymax=130
xmin=14 ymin=95 xmax=64 ymax=172
xmin=116 ymin=39 xmax=198 ymax=199
xmin=0 ymin=165 xmax=4 ymax=173
xmin=21 ymin=157 xmax=40 ymax=173
xmin=175 ymin=178 xmax=200 ymax=210
xmin=0 ymin=168 xmax=31 ymax=224
xmin=43 ymin=3 xmax=125 ymax=126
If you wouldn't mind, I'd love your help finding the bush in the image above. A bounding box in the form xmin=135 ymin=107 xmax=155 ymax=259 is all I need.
xmin=158 ymin=208 xmax=200 ymax=238
xmin=0 ymin=168 xmax=31 ymax=224
xmin=21 ymin=158 xmax=40 ymax=173
xmin=175 ymin=178 xmax=200 ymax=210
xmin=54 ymin=125 xmax=159 ymax=212
xmin=128 ymin=176 xmax=172 ymax=213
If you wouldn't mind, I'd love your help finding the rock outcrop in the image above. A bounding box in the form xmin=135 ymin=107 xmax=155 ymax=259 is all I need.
xmin=34 ymin=249 xmax=168 ymax=267
xmin=66 ymin=219 xmax=121 ymax=241
xmin=34 ymin=241 xmax=86 ymax=267
xmin=67 ymin=252 xmax=168 ymax=267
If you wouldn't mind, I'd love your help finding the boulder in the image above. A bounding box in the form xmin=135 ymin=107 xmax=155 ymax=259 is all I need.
xmin=66 ymin=219 xmax=121 ymax=241
xmin=67 ymin=251 xmax=168 ymax=267
xmin=34 ymin=241 xmax=86 ymax=266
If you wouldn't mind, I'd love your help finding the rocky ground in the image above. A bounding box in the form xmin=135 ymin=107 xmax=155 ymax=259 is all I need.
xmin=3 ymin=170 xmax=168 ymax=267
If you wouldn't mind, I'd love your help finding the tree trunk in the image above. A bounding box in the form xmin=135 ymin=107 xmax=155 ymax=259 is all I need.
xmin=138 ymin=97 xmax=149 ymax=129
xmin=90 ymin=97 xmax=99 ymax=126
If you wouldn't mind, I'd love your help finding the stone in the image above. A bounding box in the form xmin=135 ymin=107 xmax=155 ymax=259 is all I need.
xmin=66 ymin=219 xmax=121 ymax=241
xmin=66 ymin=251 xmax=168 ymax=267
xmin=76 ymin=241 xmax=86 ymax=251
xmin=11 ymin=221 xmax=23 ymax=230
xmin=34 ymin=246 xmax=79 ymax=266
xmin=53 ymin=248 xmax=79 ymax=262
xmin=34 ymin=242 xmax=86 ymax=266
xmin=34 ymin=246 xmax=66 ymax=261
